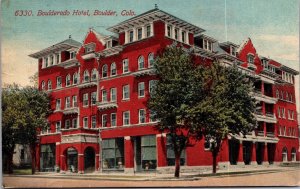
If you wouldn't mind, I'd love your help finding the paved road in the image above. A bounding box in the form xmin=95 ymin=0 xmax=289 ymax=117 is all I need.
xmin=3 ymin=168 xmax=300 ymax=188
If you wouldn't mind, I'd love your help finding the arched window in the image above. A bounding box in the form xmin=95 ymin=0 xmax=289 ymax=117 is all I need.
xmin=111 ymin=62 xmax=117 ymax=76
xmin=276 ymin=90 xmax=279 ymax=98
xmin=102 ymin=64 xmax=108 ymax=78
xmin=291 ymin=148 xmax=296 ymax=162
xmin=91 ymin=69 xmax=98 ymax=81
xmin=66 ymin=74 xmax=71 ymax=86
xmin=286 ymin=92 xmax=289 ymax=101
xmin=83 ymin=70 xmax=90 ymax=82
xmin=148 ymin=53 xmax=154 ymax=68
xmin=41 ymin=81 xmax=45 ymax=90
xmin=138 ymin=56 xmax=145 ymax=70
xmin=282 ymin=147 xmax=288 ymax=162
xmin=73 ymin=72 xmax=79 ymax=85
xmin=289 ymin=93 xmax=293 ymax=102
xmin=47 ymin=80 xmax=52 ymax=90
xmin=280 ymin=91 xmax=283 ymax=99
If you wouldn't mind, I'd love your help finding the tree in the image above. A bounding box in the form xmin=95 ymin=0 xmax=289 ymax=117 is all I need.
xmin=29 ymin=72 xmax=38 ymax=88
xmin=2 ymin=84 xmax=50 ymax=174
xmin=148 ymin=45 xmax=205 ymax=178
xmin=188 ymin=61 xmax=256 ymax=173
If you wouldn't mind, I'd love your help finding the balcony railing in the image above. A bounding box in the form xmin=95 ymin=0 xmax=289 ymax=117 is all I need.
xmin=247 ymin=63 xmax=257 ymax=70
xmin=62 ymin=107 xmax=79 ymax=115
xmin=255 ymin=112 xmax=277 ymax=123
xmin=257 ymin=131 xmax=264 ymax=136
xmin=132 ymin=68 xmax=156 ymax=77
xmin=78 ymin=81 xmax=97 ymax=89
xmin=266 ymin=132 xmax=275 ymax=137
xmin=97 ymin=101 xmax=118 ymax=111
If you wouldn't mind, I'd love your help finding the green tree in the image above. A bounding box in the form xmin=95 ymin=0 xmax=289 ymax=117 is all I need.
xmin=188 ymin=61 xmax=256 ymax=174
xmin=2 ymin=84 xmax=50 ymax=174
xmin=29 ymin=72 xmax=38 ymax=88
xmin=148 ymin=45 xmax=205 ymax=178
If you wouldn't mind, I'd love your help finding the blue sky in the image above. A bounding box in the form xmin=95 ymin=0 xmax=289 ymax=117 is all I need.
xmin=1 ymin=0 xmax=299 ymax=108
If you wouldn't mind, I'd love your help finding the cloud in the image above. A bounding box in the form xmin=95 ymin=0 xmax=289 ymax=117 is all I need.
xmin=256 ymin=34 xmax=298 ymax=48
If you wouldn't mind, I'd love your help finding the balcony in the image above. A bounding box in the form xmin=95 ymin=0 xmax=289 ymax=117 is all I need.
xmin=257 ymin=131 xmax=264 ymax=136
xmin=252 ymin=90 xmax=278 ymax=104
xmin=62 ymin=107 xmax=79 ymax=115
xmin=97 ymin=101 xmax=118 ymax=111
xmin=133 ymin=68 xmax=156 ymax=77
xmin=58 ymin=58 xmax=79 ymax=69
xmin=266 ymin=132 xmax=275 ymax=137
xmin=247 ymin=63 xmax=257 ymax=70
xmin=82 ymin=52 xmax=96 ymax=60
xmin=78 ymin=81 xmax=97 ymax=89
xmin=255 ymin=112 xmax=277 ymax=123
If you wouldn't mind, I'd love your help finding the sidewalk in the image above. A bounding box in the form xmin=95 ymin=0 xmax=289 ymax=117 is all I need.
xmin=4 ymin=165 xmax=299 ymax=181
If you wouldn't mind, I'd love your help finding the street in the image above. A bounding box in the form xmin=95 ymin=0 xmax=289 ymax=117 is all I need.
xmin=3 ymin=168 xmax=300 ymax=188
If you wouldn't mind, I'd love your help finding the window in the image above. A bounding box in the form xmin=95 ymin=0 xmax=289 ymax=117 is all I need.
xmin=102 ymin=64 xmax=108 ymax=78
xmin=137 ymin=28 xmax=142 ymax=40
xmin=45 ymin=57 xmax=48 ymax=67
xmin=148 ymin=53 xmax=154 ymax=68
xmin=167 ymin=25 xmax=172 ymax=37
xmin=73 ymin=72 xmax=79 ymax=85
xmin=65 ymin=97 xmax=71 ymax=108
xmin=83 ymin=70 xmax=90 ymax=82
xmin=83 ymin=117 xmax=88 ymax=128
xmin=56 ymin=121 xmax=61 ymax=132
xmin=111 ymin=62 xmax=117 ymax=76
xmin=84 ymin=44 xmax=95 ymax=54
xmin=66 ymin=74 xmax=71 ymax=86
xmin=91 ymin=69 xmax=98 ymax=81
xmin=123 ymin=111 xmax=130 ymax=125
xmin=230 ymin=46 xmax=236 ymax=56
xmin=122 ymin=59 xmax=129 ymax=73
xmin=50 ymin=55 xmax=53 ymax=65
xmin=141 ymin=135 xmax=157 ymax=170
xmin=56 ymin=99 xmax=61 ymax=110
xmin=111 ymin=113 xmax=116 ymax=127
xmin=282 ymin=147 xmax=288 ymax=162
xmin=138 ymin=56 xmax=145 ymax=70
xmin=83 ymin=93 xmax=89 ymax=106
xmin=286 ymin=92 xmax=289 ymax=101
xmin=110 ymin=88 xmax=117 ymax=102
xmin=289 ymin=94 xmax=293 ymax=102
xmin=149 ymin=80 xmax=158 ymax=96
xmin=106 ymin=40 xmax=112 ymax=48
xmin=146 ymin=25 xmax=151 ymax=37
xmin=40 ymin=144 xmax=55 ymax=172
xmin=48 ymin=80 xmax=52 ymax=90
xmin=91 ymin=116 xmax=96 ymax=128
xmin=102 ymin=138 xmax=124 ymax=169
xmin=291 ymin=148 xmax=296 ymax=162
xmin=41 ymin=81 xmax=45 ymax=90
xmin=138 ymin=82 xmax=145 ymax=97
xmin=102 ymin=90 xmax=107 ymax=102
xmin=65 ymin=119 xmax=70 ymax=129
xmin=181 ymin=31 xmax=186 ymax=43
xmin=102 ymin=114 xmax=107 ymax=127
xmin=282 ymin=108 xmax=286 ymax=118
xmin=72 ymin=118 xmax=78 ymax=128
xmin=247 ymin=55 xmax=254 ymax=64
xmin=149 ymin=110 xmax=157 ymax=122
xmin=72 ymin=96 xmax=78 ymax=107
xmin=129 ymin=30 xmax=134 ymax=42
xmin=291 ymin=111 xmax=294 ymax=120
xmin=280 ymin=91 xmax=284 ymax=99
xmin=283 ymin=126 xmax=286 ymax=136
xmin=174 ymin=28 xmax=179 ymax=40
xmin=70 ymin=51 xmax=76 ymax=59
xmin=122 ymin=85 xmax=130 ymax=100
xmin=56 ymin=77 xmax=62 ymax=88
xmin=277 ymin=107 xmax=281 ymax=118
xmin=139 ymin=109 xmax=146 ymax=123
xmin=56 ymin=54 xmax=60 ymax=64
xmin=288 ymin=110 xmax=291 ymax=120
xmin=91 ymin=92 xmax=97 ymax=105
xmin=276 ymin=90 xmax=279 ymax=98
xmin=167 ymin=134 xmax=186 ymax=166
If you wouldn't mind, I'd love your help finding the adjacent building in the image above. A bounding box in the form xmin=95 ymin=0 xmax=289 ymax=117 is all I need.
xmin=29 ymin=7 xmax=299 ymax=173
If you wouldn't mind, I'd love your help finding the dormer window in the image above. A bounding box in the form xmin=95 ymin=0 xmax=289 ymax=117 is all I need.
xmin=106 ymin=40 xmax=112 ymax=48
xmin=146 ymin=25 xmax=151 ymax=37
xmin=129 ymin=30 xmax=134 ymax=43
xmin=91 ymin=69 xmax=98 ymax=81
xmin=83 ymin=70 xmax=90 ymax=82
xmin=137 ymin=28 xmax=143 ymax=40
xmin=247 ymin=54 xmax=254 ymax=64
xmin=262 ymin=59 xmax=268 ymax=69
xmin=45 ymin=57 xmax=48 ymax=67
xmin=84 ymin=43 xmax=95 ymax=54
xmin=174 ymin=28 xmax=179 ymax=40
xmin=167 ymin=25 xmax=172 ymax=37
xmin=56 ymin=54 xmax=60 ymax=64
xmin=181 ymin=31 xmax=186 ymax=43
xmin=50 ymin=55 xmax=54 ymax=66
xmin=203 ymin=39 xmax=212 ymax=51
xmin=230 ymin=46 xmax=236 ymax=56
xmin=70 ymin=52 xmax=76 ymax=59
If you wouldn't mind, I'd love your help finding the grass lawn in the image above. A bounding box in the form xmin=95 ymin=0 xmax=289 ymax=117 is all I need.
xmin=12 ymin=168 xmax=32 ymax=175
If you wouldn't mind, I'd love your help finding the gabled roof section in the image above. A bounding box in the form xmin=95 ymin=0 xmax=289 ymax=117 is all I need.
xmin=219 ymin=41 xmax=239 ymax=48
xmin=108 ymin=8 xmax=205 ymax=34
xmin=236 ymin=37 xmax=251 ymax=54
xmin=29 ymin=37 xmax=81 ymax=58
xmin=90 ymin=29 xmax=106 ymax=44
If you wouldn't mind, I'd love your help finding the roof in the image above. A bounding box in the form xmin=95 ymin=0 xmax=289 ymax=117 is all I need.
xmin=219 ymin=41 xmax=239 ymax=48
xmin=29 ymin=37 xmax=81 ymax=58
xmin=108 ymin=8 xmax=205 ymax=34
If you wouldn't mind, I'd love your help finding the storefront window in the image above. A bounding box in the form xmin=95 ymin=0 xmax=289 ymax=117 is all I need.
xmin=40 ymin=144 xmax=56 ymax=172
xmin=166 ymin=134 xmax=185 ymax=166
xmin=141 ymin=135 xmax=157 ymax=170
xmin=102 ymin=138 xmax=124 ymax=170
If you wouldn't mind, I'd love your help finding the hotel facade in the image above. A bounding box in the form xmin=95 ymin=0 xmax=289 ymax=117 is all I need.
xmin=29 ymin=8 xmax=299 ymax=173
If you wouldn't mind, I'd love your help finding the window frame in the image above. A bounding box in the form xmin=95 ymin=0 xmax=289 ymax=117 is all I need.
xmin=83 ymin=93 xmax=89 ymax=107
xmin=138 ymin=82 xmax=145 ymax=97
xmin=139 ymin=109 xmax=146 ymax=124
xmin=122 ymin=85 xmax=130 ymax=100
xmin=102 ymin=114 xmax=107 ymax=127
xmin=111 ymin=113 xmax=117 ymax=127
xmin=122 ymin=59 xmax=129 ymax=73
xmin=102 ymin=64 xmax=108 ymax=78
xmin=110 ymin=88 xmax=117 ymax=102
xmin=123 ymin=111 xmax=130 ymax=126
xmin=83 ymin=117 xmax=88 ymax=128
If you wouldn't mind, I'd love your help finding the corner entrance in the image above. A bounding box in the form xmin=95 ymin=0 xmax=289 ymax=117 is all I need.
xmin=66 ymin=147 xmax=78 ymax=173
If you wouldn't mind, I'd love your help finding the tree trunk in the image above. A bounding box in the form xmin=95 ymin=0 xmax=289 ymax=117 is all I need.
xmin=174 ymin=154 xmax=180 ymax=178
xmin=30 ymin=144 xmax=36 ymax=174
xmin=212 ymin=150 xmax=218 ymax=174
xmin=7 ymin=152 xmax=14 ymax=174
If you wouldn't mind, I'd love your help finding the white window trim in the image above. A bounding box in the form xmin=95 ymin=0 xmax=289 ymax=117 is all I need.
xmin=102 ymin=114 xmax=107 ymax=127
xmin=139 ymin=109 xmax=146 ymax=124
xmin=123 ymin=111 xmax=130 ymax=126
xmin=83 ymin=93 xmax=89 ymax=107
xmin=110 ymin=88 xmax=117 ymax=102
xmin=111 ymin=113 xmax=117 ymax=127
xmin=83 ymin=117 xmax=88 ymax=128
xmin=138 ymin=82 xmax=145 ymax=98
xmin=122 ymin=85 xmax=130 ymax=100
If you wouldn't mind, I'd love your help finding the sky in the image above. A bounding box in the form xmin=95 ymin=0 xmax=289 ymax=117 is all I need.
xmin=1 ymin=0 xmax=299 ymax=110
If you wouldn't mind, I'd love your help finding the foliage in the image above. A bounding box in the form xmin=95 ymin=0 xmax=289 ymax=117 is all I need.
xmin=148 ymin=45 xmax=205 ymax=177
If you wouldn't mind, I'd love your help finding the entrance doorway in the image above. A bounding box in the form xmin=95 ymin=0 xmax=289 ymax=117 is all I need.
xmin=243 ymin=142 xmax=252 ymax=165
xmin=84 ymin=147 xmax=95 ymax=173
xmin=134 ymin=137 xmax=142 ymax=172
xmin=67 ymin=148 xmax=78 ymax=173
xmin=256 ymin=143 xmax=264 ymax=165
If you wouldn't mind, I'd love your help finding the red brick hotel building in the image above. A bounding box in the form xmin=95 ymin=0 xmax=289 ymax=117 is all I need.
xmin=29 ymin=8 xmax=299 ymax=173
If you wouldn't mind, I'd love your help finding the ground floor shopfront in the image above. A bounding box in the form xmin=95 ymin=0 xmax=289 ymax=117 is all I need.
xmin=36 ymin=127 xmax=299 ymax=174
